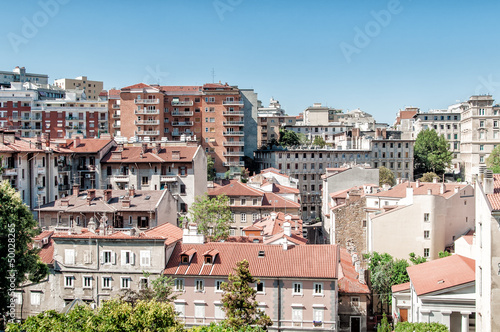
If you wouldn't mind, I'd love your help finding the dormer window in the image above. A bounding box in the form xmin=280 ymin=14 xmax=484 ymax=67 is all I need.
xmin=204 ymin=256 xmax=212 ymax=264
xmin=181 ymin=255 xmax=189 ymax=264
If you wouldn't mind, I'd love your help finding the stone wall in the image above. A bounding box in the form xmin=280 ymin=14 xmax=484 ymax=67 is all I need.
xmin=332 ymin=197 xmax=367 ymax=254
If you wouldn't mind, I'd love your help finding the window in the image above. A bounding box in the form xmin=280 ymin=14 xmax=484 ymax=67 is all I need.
xmin=102 ymin=250 xmax=114 ymax=264
xmin=241 ymin=213 xmax=246 ymax=223
xmin=480 ymin=120 xmax=485 ymax=127
xmin=65 ymin=249 xmax=75 ymax=265
xmin=293 ymin=282 xmax=302 ymax=295
xmin=252 ymin=213 xmax=259 ymax=221
xmin=31 ymin=292 xmax=41 ymax=306
xmin=214 ymin=303 xmax=225 ymax=319
xmin=140 ymin=250 xmax=151 ymax=266
xmin=121 ymin=250 xmax=134 ymax=265
xmin=195 ymin=303 xmax=205 ymax=320
xmin=83 ymin=276 xmax=92 ymax=288
xmin=292 ymin=307 xmax=303 ymax=325
xmin=313 ymin=307 xmax=324 ymax=324
xmin=256 ymin=281 xmax=264 ymax=293
xmin=195 ymin=279 xmax=205 ymax=292
xmin=351 ymin=296 xmax=360 ymax=307
xmin=121 ymin=277 xmax=131 ymax=289
xmin=252 ymin=198 xmax=258 ymax=205
xmin=424 ymin=213 xmax=430 ymax=222
xmin=241 ymin=198 xmax=246 ymax=205
xmin=65 ymin=275 xmax=74 ymax=288
xmin=424 ymin=248 xmax=430 ymax=258
xmin=141 ymin=176 xmax=149 ymax=185
xmin=215 ymin=280 xmax=224 ymax=292
xmin=102 ymin=277 xmax=112 ymax=289
xmin=175 ymin=278 xmax=184 ymax=291
xmin=424 ymin=230 xmax=430 ymax=239
xmin=314 ymin=283 xmax=323 ymax=295
xmin=140 ymin=278 xmax=149 ymax=290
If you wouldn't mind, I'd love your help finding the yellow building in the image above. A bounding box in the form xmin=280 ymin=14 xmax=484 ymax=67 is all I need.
xmin=54 ymin=76 xmax=103 ymax=101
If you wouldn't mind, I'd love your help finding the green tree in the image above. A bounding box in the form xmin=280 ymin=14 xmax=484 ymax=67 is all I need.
xmin=394 ymin=321 xmax=448 ymax=332
xmin=278 ymin=129 xmax=300 ymax=147
xmin=419 ymin=172 xmax=439 ymax=182
xmin=191 ymin=322 xmax=267 ymax=332
xmin=377 ymin=313 xmax=392 ymax=332
xmin=409 ymin=252 xmax=427 ymax=265
xmin=438 ymin=251 xmax=451 ymax=258
xmin=312 ymin=136 xmax=327 ymax=148
xmin=207 ymin=155 xmax=216 ymax=181
xmin=414 ymin=129 xmax=453 ymax=176
xmin=221 ymin=260 xmax=272 ymax=329
xmin=188 ymin=194 xmax=232 ymax=241
xmin=297 ymin=132 xmax=310 ymax=145
xmin=486 ymin=145 xmax=500 ymax=173
xmin=121 ymin=273 xmax=177 ymax=304
xmin=0 ymin=180 xmax=48 ymax=326
xmin=379 ymin=166 xmax=396 ymax=186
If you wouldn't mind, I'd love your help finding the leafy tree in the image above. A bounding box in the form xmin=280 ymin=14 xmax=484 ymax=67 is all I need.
xmin=0 ymin=180 xmax=48 ymax=326
xmin=297 ymin=132 xmax=310 ymax=145
xmin=278 ymin=129 xmax=300 ymax=147
xmin=377 ymin=313 xmax=392 ymax=332
xmin=221 ymin=260 xmax=272 ymax=329
xmin=312 ymin=136 xmax=327 ymax=148
xmin=188 ymin=194 xmax=232 ymax=241
xmin=394 ymin=321 xmax=448 ymax=332
xmin=121 ymin=273 xmax=177 ymax=304
xmin=379 ymin=166 xmax=396 ymax=186
xmin=419 ymin=172 xmax=439 ymax=182
xmin=191 ymin=322 xmax=267 ymax=332
xmin=409 ymin=252 xmax=427 ymax=265
xmin=414 ymin=129 xmax=453 ymax=176
xmin=486 ymin=145 xmax=500 ymax=173
xmin=438 ymin=250 xmax=451 ymax=258
xmin=207 ymin=155 xmax=216 ymax=181
xmin=267 ymin=138 xmax=279 ymax=149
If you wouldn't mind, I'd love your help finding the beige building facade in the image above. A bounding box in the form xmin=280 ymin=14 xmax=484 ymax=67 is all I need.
xmin=54 ymin=76 xmax=104 ymax=101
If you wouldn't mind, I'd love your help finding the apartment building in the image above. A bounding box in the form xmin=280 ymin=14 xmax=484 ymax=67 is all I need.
xmin=164 ymin=232 xmax=341 ymax=330
xmin=100 ymin=142 xmax=206 ymax=213
xmin=365 ymin=180 xmax=474 ymax=260
xmin=475 ymin=172 xmax=500 ymax=332
xmin=257 ymin=98 xmax=296 ymax=148
xmin=0 ymin=66 xmax=48 ymax=88
xmin=208 ymin=179 xmax=300 ymax=236
xmin=13 ymin=222 xmax=183 ymax=318
xmin=460 ymin=95 xmax=500 ymax=182
xmin=370 ymin=128 xmax=414 ymax=180
xmin=38 ymin=186 xmax=178 ymax=230
xmin=54 ymin=76 xmax=104 ymax=101
xmin=302 ymin=103 xmax=342 ymax=125
xmin=106 ymin=89 xmax=121 ymax=137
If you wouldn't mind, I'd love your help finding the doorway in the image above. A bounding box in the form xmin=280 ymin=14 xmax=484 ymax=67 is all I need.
xmin=351 ymin=316 xmax=361 ymax=332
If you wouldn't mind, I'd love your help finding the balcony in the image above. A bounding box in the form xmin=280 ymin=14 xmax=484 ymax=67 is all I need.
xmin=58 ymin=184 xmax=70 ymax=191
xmin=223 ymin=161 xmax=245 ymax=167
xmin=223 ymin=121 xmax=244 ymax=126
xmin=171 ymin=100 xmax=193 ymax=106
xmin=58 ymin=165 xmax=71 ymax=172
xmin=3 ymin=168 xmax=18 ymax=176
xmin=223 ymin=131 xmax=244 ymax=136
xmin=66 ymin=126 xmax=86 ymax=130
xmin=172 ymin=121 xmax=193 ymax=126
xmin=223 ymin=151 xmax=245 ymax=156
xmin=135 ymin=109 xmax=160 ymax=115
xmin=134 ymin=119 xmax=160 ymax=125
xmin=21 ymin=126 xmax=32 ymax=130
xmin=136 ymin=130 xmax=160 ymax=136
xmin=113 ymin=175 xmax=129 ymax=182
xmin=112 ymin=113 xmax=120 ymax=119
xmin=223 ymin=100 xmax=244 ymax=106
xmin=112 ymin=123 xmax=120 ymax=128
xmin=171 ymin=132 xmax=193 ymax=137
xmin=134 ymin=99 xmax=160 ymax=104
xmin=112 ymin=104 xmax=120 ymax=109
xmin=160 ymin=175 xmax=178 ymax=182
xmin=223 ymin=111 xmax=244 ymax=116
xmin=65 ymin=116 xmax=83 ymax=121
xmin=223 ymin=141 xmax=244 ymax=146
xmin=171 ymin=111 xmax=194 ymax=116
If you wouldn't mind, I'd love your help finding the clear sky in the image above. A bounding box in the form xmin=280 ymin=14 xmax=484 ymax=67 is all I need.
xmin=1 ymin=0 xmax=499 ymax=124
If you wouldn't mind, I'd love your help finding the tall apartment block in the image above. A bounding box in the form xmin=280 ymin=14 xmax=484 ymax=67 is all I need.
xmin=460 ymin=95 xmax=500 ymax=181
xmin=54 ymin=76 xmax=104 ymax=101
xmin=114 ymin=82 xmax=258 ymax=176
xmin=257 ymin=98 xmax=296 ymax=148
xmin=0 ymin=66 xmax=48 ymax=88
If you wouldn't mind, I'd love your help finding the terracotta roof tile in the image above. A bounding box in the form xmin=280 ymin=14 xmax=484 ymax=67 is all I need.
xmin=208 ymin=180 xmax=265 ymax=197
xmin=164 ymin=242 xmax=338 ymax=279
xmin=407 ymin=255 xmax=475 ymax=296
xmin=368 ymin=182 xmax=469 ymax=199
xmin=391 ymin=282 xmax=410 ymax=293
xmin=487 ymin=174 xmax=500 ymax=211
xmin=101 ymin=145 xmax=198 ymax=163
xmin=263 ymin=233 xmax=308 ymax=245
xmin=39 ymin=239 xmax=54 ymax=264
xmin=65 ymin=138 xmax=114 ymax=153
xmin=338 ymin=248 xmax=370 ymax=294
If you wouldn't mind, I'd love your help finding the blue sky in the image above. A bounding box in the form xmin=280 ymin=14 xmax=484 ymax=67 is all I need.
xmin=1 ymin=0 xmax=499 ymax=124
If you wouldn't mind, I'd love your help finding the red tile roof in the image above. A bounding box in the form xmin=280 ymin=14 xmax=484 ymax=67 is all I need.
xmin=108 ymin=89 xmax=121 ymax=97
xmin=65 ymin=138 xmax=114 ymax=153
xmin=391 ymin=282 xmax=410 ymax=293
xmin=263 ymin=232 xmax=308 ymax=245
xmin=338 ymin=248 xmax=370 ymax=294
xmin=407 ymin=255 xmax=475 ymax=296
xmin=262 ymin=192 xmax=301 ymax=209
xmin=121 ymin=83 xmax=154 ymax=90
xmin=39 ymin=239 xmax=54 ymax=264
xmin=273 ymin=184 xmax=300 ymax=194
xmin=208 ymin=180 xmax=265 ymax=197
xmin=101 ymin=145 xmax=199 ymax=163
xmin=164 ymin=242 xmax=338 ymax=279
xmin=486 ymin=174 xmax=500 ymax=211
xmin=368 ymin=182 xmax=469 ymax=199
xmin=253 ymin=212 xmax=303 ymax=236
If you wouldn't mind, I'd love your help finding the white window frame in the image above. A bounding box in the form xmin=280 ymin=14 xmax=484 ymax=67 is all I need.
xmin=313 ymin=307 xmax=324 ymax=325
xmin=195 ymin=302 xmax=205 ymax=319
xmin=13 ymin=292 xmax=23 ymax=305
xmin=31 ymin=291 xmax=41 ymax=306
xmin=195 ymin=279 xmax=205 ymax=292
xmin=101 ymin=250 xmax=114 ymax=264
xmin=292 ymin=306 xmax=303 ymax=325
xmin=215 ymin=279 xmax=224 ymax=292
xmin=240 ymin=213 xmax=246 ymax=223
xmin=140 ymin=250 xmax=151 ymax=267
xmin=252 ymin=213 xmax=259 ymax=222
xmin=65 ymin=249 xmax=75 ymax=265
xmin=292 ymin=282 xmax=303 ymax=295
xmin=174 ymin=301 xmax=186 ymax=317
xmin=64 ymin=275 xmax=74 ymax=288
xmin=351 ymin=296 xmax=360 ymax=307
xmin=139 ymin=277 xmax=149 ymax=290
xmin=121 ymin=250 xmax=134 ymax=266
xmin=102 ymin=276 xmax=112 ymax=289
xmin=121 ymin=276 xmax=131 ymax=289
xmin=175 ymin=278 xmax=185 ymax=291
xmin=83 ymin=276 xmax=92 ymax=289
xmin=314 ymin=282 xmax=324 ymax=296
xmin=214 ymin=302 xmax=225 ymax=319
xmin=424 ymin=248 xmax=430 ymax=258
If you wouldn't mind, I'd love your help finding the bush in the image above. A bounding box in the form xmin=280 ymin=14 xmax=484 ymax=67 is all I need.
xmin=395 ymin=321 xmax=448 ymax=332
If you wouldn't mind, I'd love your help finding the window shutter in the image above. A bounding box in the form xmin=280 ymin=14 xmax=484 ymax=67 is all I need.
xmin=111 ymin=252 xmax=116 ymax=265
xmin=100 ymin=252 xmax=104 ymax=265
xmin=131 ymin=252 xmax=135 ymax=265
xmin=121 ymin=251 xmax=126 ymax=266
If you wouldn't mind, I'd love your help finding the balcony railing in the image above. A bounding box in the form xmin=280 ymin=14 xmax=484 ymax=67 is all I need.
xmin=3 ymin=168 xmax=18 ymax=176
xmin=223 ymin=131 xmax=244 ymax=136
xmin=135 ymin=99 xmax=160 ymax=104
xmin=223 ymin=111 xmax=244 ymax=116
xmin=223 ymin=100 xmax=244 ymax=106
xmin=223 ymin=161 xmax=245 ymax=167
xmin=113 ymin=175 xmax=129 ymax=182
xmin=223 ymin=151 xmax=245 ymax=156
xmin=112 ymin=113 xmax=120 ymax=118
xmin=135 ymin=109 xmax=160 ymax=115
xmin=171 ymin=100 xmax=193 ymax=106
xmin=223 ymin=121 xmax=244 ymax=126
xmin=65 ymin=117 xmax=84 ymax=121
xmin=171 ymin=132 xmax=193 ymax=137
xmin=112 ymin=104 xmax=120 ymax=109
xmin=112 ymin=123 xmax=120 ymax=128
xmin=134 ymin=120 xmax=160 ymax=125
xmin=160 ymin=175 xmax=178 ymax=182
xmin=223 ymin=141 xmax=244 ymax=146
xmin=172 ymin=121 xmax=193 ymax=126
xmin=171 ymin=111 xmax=194 ymax=116
xmin=136 ymin=130 xmax=160 ymax=136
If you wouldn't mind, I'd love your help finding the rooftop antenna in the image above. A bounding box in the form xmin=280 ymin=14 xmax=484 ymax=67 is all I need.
xmin=211 ymin=68 xmax=215 ymax=83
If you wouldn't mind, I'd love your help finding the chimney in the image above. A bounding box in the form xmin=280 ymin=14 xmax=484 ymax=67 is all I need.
xmin=122 ymin=196 xmax=131 ymax=208
xmin=433 ymin=177 xmax=438 ymax=184
xmin=454 ymin=186 xmax=460 ymax=194
xmin=104 ymin=189 xmax=112 ymax=202
xmin=60 ymin=198 xmax=69 ymax=207
xmin=283 ymin=221 xmax=292 ymax=237
xmin=416 ymin=179 xmax=420 ymax=187
xmin=172 ymin=150 xmax=180 ymax=160
xmin=183 ymin=223 xmax=205 ymax=244
xmin=129 ymin=185 xmax=135 ymax=198
xmin=484 ymin=170 xmax=494 ymax=195
xmin=0 ymin=130 xmax=4 ymax=144
xmin=86 ymin=196 xmax=92 ymax=206
xmin=74 ymin=137 xmax=81 ymax=148
xmin=427 ymin=189 xmax=432 ymax=195
xmin=141 ymin=142 xmax=147 ymax=154
xmin=282 ymin=241 xmax=288 ymax=251
xmin=88 ymin=189 xmax=96 ymax=200
xmin=439 ymin=183 xmax=446 ymax=195
xmin=72 ymin=184 xmax=80 ymax=196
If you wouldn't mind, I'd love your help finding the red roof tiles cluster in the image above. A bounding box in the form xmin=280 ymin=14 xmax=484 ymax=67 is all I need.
xmin=101 ymin=145 xmax=199 ymax=163
xmin=486 ymin=174 xmax=500 ymax=211
xmin=338 ymin=248 xmax=370 ymax=294
xmin=368 ymin=181 xmax=468 ymax=199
